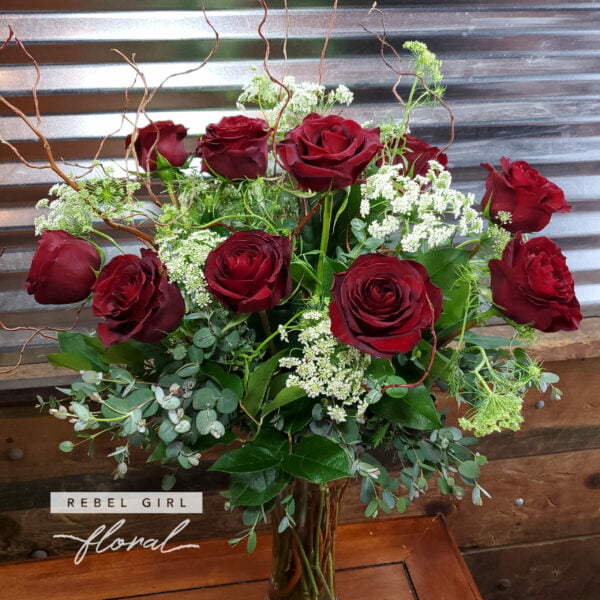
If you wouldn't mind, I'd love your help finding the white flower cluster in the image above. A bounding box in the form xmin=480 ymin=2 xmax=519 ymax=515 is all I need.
xmin=237 ymin=73 xmax=353 ymax=132
xmin=279 ymin=314 xmax=369 ymax=423
xmin=361 ymin=161 xmax=483 ymax=252
xmin=157 ymin=228 xmax=224 ymax=308
xmin=34 ymin=178 xmax=143 ymax=237
xmin=35 ymin=189 xmax=94 ymax=236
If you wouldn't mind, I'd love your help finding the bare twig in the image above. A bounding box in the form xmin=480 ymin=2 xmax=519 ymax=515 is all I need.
xmin=291 ymin=197 xmax=323 ymax=238
xmin=318 ymin=0 xmax=338 ymax=85
xmin=0 ymin=30 xmax=156 ymax=246
xmin=363 ymin=6 xmax=455 ymax=153
xmin=256 ymin=0 xmax=292 ymax=171
xmin=0 ymin=304 xmax=85 ymax=375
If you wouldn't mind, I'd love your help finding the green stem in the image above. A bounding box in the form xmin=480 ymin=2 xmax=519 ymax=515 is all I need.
xmin=91 ymin=229 xmax=126 ymax=254
xmin=259 ymin=310 xmax=278 ymax=356
xmin=455 ymin=237 xmax=480 ymax=250
xmin=165 ymin=180 xmax=180 ymax=210
xmin=289 ymin=526 xmax=320 ymax=597
xmin=316 ymin=193 xmax=333 ymax=295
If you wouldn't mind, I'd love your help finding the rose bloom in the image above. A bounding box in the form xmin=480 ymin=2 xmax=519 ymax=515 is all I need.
xmin=92 ymin=249 xmax=185 ymax=346
xmin=204 ymin=230 xmax=292 ymax=313
xmin=489 ymin=233 xmax=581 ymax=332
xmin=125 ymin=120 xmax=188 ymax=172
xmin=25 ymin=230 xmax=101 ymax=304
xmin=277 ymin=113 xmax=383 ymax=192
xmin=390 ymin=135 xmax=448 ymax=177
xmin=481 ymin=157 xmax=570 ymax=233
xmin=329 ymin=254 xmax=442 ymax=358
xmin=196 ymin=115 xmax=270 ymax=180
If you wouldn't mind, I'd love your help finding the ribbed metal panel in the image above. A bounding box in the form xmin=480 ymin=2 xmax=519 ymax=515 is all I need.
xmin=1 ymin=1 xmax=599 ymax=366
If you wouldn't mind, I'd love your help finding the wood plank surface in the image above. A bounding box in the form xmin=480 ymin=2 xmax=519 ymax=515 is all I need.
xmin=0 ymin=516 xmax=481 ymax=600
xmin=464 ymin=534 xmax=600 ymax=600
xmin=2 ymin=446 xmax=600 ymax=562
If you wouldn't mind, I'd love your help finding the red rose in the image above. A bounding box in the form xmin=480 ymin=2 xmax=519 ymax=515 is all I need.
xmin=489 ymin=233 xmax=581 ymax=332
xmin=92 ymin=249 xmax=184 ymax=346
xmin=196 ymin=115 xmax=270 ymax=180
xmin=277 ymin=113 xmax=383 ymax=192
xmin=481 ymin=157 xmax=570 ymax=233
xmin=25 ymin=230 xmax=101 ymax=305
xmin=390 ymin=135 xmax=448 ymax=177
xmin=329 ymin=254 xmax=442 ymax=358
xmin=126 ymin=120 xmax=188 ymax=172
xmin=204 ymin=231 xmax=292 ymax=313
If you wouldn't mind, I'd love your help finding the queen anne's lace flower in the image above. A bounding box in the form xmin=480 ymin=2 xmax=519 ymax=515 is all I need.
xmin=279 ymin=314 xmax=369 ymax=420
xmin=157 ymin=228 xmax=225 ymax=308
xmin=363 ymin=161 xmax=483 ymax=251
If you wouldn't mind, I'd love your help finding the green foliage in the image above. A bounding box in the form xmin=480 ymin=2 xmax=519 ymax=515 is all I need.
xmin=281 ymin=436 xmax=353 ymax=484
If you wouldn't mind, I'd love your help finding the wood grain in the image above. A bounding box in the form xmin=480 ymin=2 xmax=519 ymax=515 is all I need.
xmin=2 ymin=447 xmax=600 ymax=563
xmin=0 ymin=516 xmax=480 ymax=600
xmin=464 ymin=534 xmax=600 ymax=600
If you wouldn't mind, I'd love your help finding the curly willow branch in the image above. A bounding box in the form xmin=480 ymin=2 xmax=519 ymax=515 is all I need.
xmin=363 ymin=6 xmax=455 ymax=153
xmin=256 ymin=0 xmax=292 ymax=172
xmin=318 ymin=0 xmax=338 ymax=85
xmin=0 ymin=304 xmax=85 ymax=375
xmin=0 ymin=29 xmax=156 ymax=246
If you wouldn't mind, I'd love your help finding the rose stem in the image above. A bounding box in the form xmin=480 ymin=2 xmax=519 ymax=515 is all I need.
xmin=316 ymin=193 xmax=333 ymax=295
xmin=259 ymin=310 xmax=277 ymax=355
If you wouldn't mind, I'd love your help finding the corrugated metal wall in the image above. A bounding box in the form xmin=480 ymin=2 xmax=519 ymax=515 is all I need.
xmin=1 ymin=0 xmax=599 ymax=367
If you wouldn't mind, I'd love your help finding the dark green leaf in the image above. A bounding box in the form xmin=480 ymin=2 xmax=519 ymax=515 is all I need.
xmin=261 ymin=386 xmax=306 ymax=418
xmin=290 ymin=260 xmax=318 ymax=293
xmin=370 ymin=385 xmax=442 ymax=430
xmin=210 ymin=445 xmax=281 ymax=473
xmin=201 ymin=363 xmax=243 ymax=397
xmin=102 ymin=342 xmax=145 ymax=372
xmin=367 ymin=358 xmax=396 ymax=381
xmin=462 ymin=331 xmax=515 ymax=349
xmin=282 ymin=436 xmax=352 ymax=483
xmin=252 ymin=428 xmax=288 ymax=457
xmin=47 ymin=352 xmax=97 ymax=372
xmin=230 ymin=468 xmax=290 ymax=507
xmin=57 ymin=331 xmax=108 ymax=372
xmin=243 ymin=351 xmax=286 ymax=417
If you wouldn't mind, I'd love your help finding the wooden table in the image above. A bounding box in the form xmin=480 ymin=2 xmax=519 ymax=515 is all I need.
xmin=0 ymin=515 xmax=482 ymax=599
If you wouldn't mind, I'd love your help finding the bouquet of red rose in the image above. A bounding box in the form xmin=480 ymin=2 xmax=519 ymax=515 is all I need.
xmin=8 ymin=31 xmax=580 ymax=600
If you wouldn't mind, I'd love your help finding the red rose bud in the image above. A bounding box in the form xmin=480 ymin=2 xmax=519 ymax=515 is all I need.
xmin=125 ymin=120 xmax=188 ymax=172
xmin=329 ymin=254 xmax=442 ymax=358
xmin=196 ymin=115 xmax=270 ymax=180
xmin=92 ymin=249 xmax=184 ymax=347
xmin=481 ymin=157 xmax=570 ymax=233
xmin=277 ymin=113 xmax=383 ymax=192
xmin=204 ymin=230 xmax=292 ymax=313
xmin=25 ymin=230 xmax=101 ymax=305
xmin=489 ymin=233 xmax=581 ymax=332
xmin=388 ymin=135 xmax=448 ymax=177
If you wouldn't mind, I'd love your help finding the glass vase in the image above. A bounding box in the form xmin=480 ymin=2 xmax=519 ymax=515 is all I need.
xmin=266 ymin=477 xmax=349 ymax=600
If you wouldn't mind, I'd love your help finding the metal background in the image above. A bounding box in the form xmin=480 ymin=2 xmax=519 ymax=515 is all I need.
xmin=0 ymin=0 xmax=599 ymax=367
